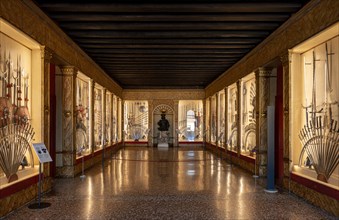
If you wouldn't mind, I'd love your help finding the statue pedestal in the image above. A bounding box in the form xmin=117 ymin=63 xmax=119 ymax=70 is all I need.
xmin=158 ymin=131 xmax=169 ymax=148
xmin=158 ymin=142 xmax=169 ymax=148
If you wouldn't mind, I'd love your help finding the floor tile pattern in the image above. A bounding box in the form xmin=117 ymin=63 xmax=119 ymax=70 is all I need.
xmin=4 ymin=147 xmax=335 ymax=219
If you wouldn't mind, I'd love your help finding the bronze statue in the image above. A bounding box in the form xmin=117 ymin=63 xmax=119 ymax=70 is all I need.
xmin=158 ymin=113 xmax=170 ymax=131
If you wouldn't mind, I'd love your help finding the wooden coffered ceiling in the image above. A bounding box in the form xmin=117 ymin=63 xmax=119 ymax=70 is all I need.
xmin=33 ymin=0 xmax=310 ymax=89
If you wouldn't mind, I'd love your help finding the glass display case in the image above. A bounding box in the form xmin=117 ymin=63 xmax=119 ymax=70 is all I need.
xmin=218 ymin=90 xmax=225 ymax=147
xmin=106 ymin=92 xmax=112 ymax=145
xmin=177 ymin=100 xmax=203 ymax=142
xmin=124 ymin=100 xmax=149 ymax=141
xmin=75 ymin=74 xmax=90 ymax=157
xmin=211 ymin=95 xmax=217 ymax=144
xmin=290 ymin=25 xmax=338 ymax=188
xmin=205 ymin=98 xmax=210 ymax=142
xmin=0 ymin=21 xmax=42 ymax=185
xmin=227 ymin=83 xmax=238 ymax=152
xmin=241 ymin=73 xmax=256 ymax=157
xmin=93 ymin=86 xmax=103 ymax=150
xmin=112 ymin=95 xmax=118 ymax=143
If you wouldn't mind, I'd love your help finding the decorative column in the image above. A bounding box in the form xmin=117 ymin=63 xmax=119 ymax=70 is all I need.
xmin=237 ymin=79 xmax=242 ymax=155
xmin=255 ymin=67 xmax=273 ymax=177
xmin=209 ymin=96 xmax=212 ymax=144
xmin=60 ymin=66 xmax=78 ymax=177
xmin=41 ymin=47 xmax=52 ymax=176
xmin=224 ymin=87 xmax=228 ymax=150
xmin=281 ymin=52 xmax=291 ymax=180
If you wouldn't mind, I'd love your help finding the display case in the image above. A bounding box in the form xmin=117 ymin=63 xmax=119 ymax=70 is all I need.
xmin=75 ymin=73 xmax=90 ymax=157
xmin=123 ymin=100 xmax=149 ymax=141
xmin=117 ymin=98 xmax=122 ymax=142
xmin=210 ymin=95 xmax=217 ymax=144
xmin=113 ymin=95 xmax=118 ymax=143
xmin=93 ymin=86 xmax=103 ymax=151
xmin=0 ymin=20 xmax=42 ymax=186
xmin=177 ymin=100 xmax=203 ymax=142
xmin=290 ymin=24 xmax=338 ymax=188
xmin=106 ymin=92 xmax=112 ymax=145
xmin=227 ymin=83 xmax=238 ymax=152
xmin=218 ymin=90 xmax=225 ymax=147
xmin=205 ymin=98 xmax=210 ymax=142
xmin=241 ymin=73 xmax=256 ymax=157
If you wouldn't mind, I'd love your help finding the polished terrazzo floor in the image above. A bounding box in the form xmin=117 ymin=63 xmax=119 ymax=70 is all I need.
xmin=4 ymin=147 xmax=335 ymax=219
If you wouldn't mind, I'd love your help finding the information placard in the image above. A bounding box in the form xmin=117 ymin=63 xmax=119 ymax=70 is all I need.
xmin=32 ymin=143 xmax=53 ymax=163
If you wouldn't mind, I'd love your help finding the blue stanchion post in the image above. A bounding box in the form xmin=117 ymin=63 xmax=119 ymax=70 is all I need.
xmin=265 ymin=106 xmax=278 ymax=193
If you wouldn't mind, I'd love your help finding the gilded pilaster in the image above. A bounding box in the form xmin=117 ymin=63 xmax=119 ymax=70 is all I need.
xmin=281 ymin=52 xmax=291 ymax=177
xmin=60 ymin=66 xmax=77 ymax=177
xmin=41 ymin=46 xmax=52 ymax=176
xmin=209 ymin=96 xmax=212 ymax=143
xmin=255 ymin=67 xmax=273 ymax=177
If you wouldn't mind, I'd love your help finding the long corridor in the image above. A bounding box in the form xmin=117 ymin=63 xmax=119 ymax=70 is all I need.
xmin=5 ymin=147 xmax=335 ymax=219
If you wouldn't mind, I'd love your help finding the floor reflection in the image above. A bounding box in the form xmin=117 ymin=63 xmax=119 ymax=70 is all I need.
xmin=4 ymin=146 xmax=335 ymax=220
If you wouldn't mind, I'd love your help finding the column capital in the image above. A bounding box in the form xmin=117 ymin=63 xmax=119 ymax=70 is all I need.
xmin=255 ymin=67 xmax=273 ymax=77
xmin=60 ymin=66 xmax=78 ymax=76
xmin=40 ymin=46 xmax=53 ymax=61
xmin=280 ymin=51 xmax=291 ymax=67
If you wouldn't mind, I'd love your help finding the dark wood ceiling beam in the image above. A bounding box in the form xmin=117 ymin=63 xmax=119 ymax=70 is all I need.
xmin=100 ymin=61 xmax=231 ymax=65
xmin=95 ymin=57 xmax=237 ymax=62
xmin=89 ymin=53 xmax=242 ymax=58
xmin=104 ymin=66 xmax=226 ymax=69
xmin=75 ymin=38 xmax=262 ymax=45
xmin=95 ymin=58 xmax=234 ymax=63
xmin=80 ymin=44 xmax=254 ymax=49
xmin=68 ymin=30 xmax=269 ymax=38
xmin=85 ymin=48 xmax=249 ymax=54
xmin=60 ymin=22 xmax=279 ymax=31
xmin=39 ymin=3 xmax=302 ymax=13
xmin=49 ymin=13 xmax=290 ymax=22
